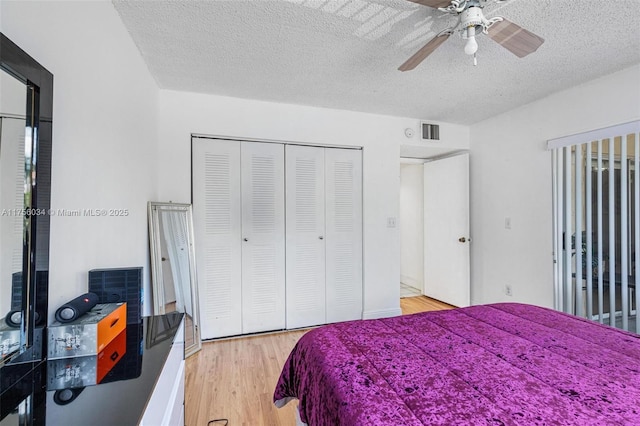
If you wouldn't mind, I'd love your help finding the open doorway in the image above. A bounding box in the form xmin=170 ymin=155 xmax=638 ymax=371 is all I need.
xmin=400 ymin=159 xmax=425 ymax=298
xmin=399 ymin=153 xmax=471 ymax=308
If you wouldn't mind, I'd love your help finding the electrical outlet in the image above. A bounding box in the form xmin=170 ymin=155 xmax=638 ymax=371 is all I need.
xmin=505 ymin=217 xmax=511 ymax=229
xmin=505 ymin=285 xmax=513 ymax=297
xmin=387 ymin=217 xmax=397 ymax=228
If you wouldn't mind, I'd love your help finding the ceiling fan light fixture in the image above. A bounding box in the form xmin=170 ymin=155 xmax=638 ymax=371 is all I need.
xmin=460 ymin=4 xmax=485 ymax=59
xmin=464 ymin=27 xmax=479 ymax=55
xmin=399 ymin=0 xmax=545 ymax=70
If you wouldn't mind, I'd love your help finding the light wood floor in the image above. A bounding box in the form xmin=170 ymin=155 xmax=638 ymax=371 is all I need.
xmin=185 ymin=296 xmax=454 ymax=426
xmin=400 ymin=294 xmax=455 ymax=314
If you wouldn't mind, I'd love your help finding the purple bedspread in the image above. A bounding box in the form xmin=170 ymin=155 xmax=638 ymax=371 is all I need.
xmin=274 ymin=303 xmax=640 ymax=425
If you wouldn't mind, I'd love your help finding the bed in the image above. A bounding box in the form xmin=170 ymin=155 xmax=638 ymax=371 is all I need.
xmin=274 ymin=303 xmax=640 ymax=425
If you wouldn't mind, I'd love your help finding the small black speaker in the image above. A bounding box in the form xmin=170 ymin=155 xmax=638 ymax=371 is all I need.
xmin=54 ymin=293 xmax=99 ymax=323
xmin=4 ymin=310 xmax=42 ymax=328
xmin=4 ymin=310 xmax=22 ymax=328
xmin=10 ymin=271 xmax=48 ymax=327
xmin=53 ymin=387 xmax=85 ymax=406
xmin=11 ymin=272 xmax=22 ymax=309
xmin=89 ymin=267 xmax=142 ymax=324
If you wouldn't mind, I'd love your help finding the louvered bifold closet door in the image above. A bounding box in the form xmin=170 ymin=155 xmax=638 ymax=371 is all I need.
xmin=325 ymin=148 xmax=363 ymax=323
xmin=240 ymin=142 xmax=285 ymax=333
xmin=0 ymin=118 xmax=26 ymax=304
xmin=192 ymin=139 xmax=242 ymax=339
xmin=285 ymin=145 xmax=326 ymax=329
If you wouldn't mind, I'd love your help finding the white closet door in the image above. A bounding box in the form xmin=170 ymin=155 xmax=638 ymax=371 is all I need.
xmin=325 ymin=148 xmax=363 ymax=323
xmin=286 ymin=145 xmax=326 ymax=329
xmin=192 ymin=139 xmax=242 ymax=339
xmin=240 ymin=142 xmax=285 ymax=333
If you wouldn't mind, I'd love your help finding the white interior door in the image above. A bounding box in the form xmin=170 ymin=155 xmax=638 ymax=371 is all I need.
xmin=192 ymin=139 xmax=242 ymax=339
xmin=240 ymin=142 xmax=285 ymax=333
xmin=423 ymin=153 xmax=470 ymax=307
xmin=325 ymin=148 xmax=363 ymax=323
xmin=285 ymin=145 xmax=326 ymax=329
xmin=160 ymin=211 xmax=191 ymax=313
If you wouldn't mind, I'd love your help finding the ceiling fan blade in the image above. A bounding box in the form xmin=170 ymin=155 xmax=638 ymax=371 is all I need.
xmin=398 ymin=32 xmax=451 ymax=71
xmin=488 ymin=18 xmax=545 ymax=58
xmin=405 ymin=0 xmax=453 ymax=8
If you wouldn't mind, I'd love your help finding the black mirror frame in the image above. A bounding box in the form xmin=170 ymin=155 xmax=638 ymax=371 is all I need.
xmin=0 ymin=33 xmax=53 ymax=365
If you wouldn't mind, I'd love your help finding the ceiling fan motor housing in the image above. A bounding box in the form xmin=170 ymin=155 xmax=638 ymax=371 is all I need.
xmin=461 ymin=5 xmax=486 ymax=37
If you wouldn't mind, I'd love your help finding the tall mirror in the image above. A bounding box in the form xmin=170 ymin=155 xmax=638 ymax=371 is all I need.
xmin=148 ymin=202 xmax=201 ymax=357
xmin=0 ymin=33 xmax=52 ymax=369
xmin=0 ymin=63 xmax=29 ymax=364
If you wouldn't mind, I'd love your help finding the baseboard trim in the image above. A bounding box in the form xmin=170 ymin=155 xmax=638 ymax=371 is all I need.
xmin=362 ymin=308 xmax=402 ymax=320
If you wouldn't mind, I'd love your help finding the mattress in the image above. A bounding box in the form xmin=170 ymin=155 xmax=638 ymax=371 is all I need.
xmin=274 ymin=303 xmax=640 ymax=425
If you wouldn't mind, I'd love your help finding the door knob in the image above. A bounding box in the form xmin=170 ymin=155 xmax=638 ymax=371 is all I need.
xmin=319 ymin=236 xmax=324 ymax=240
xmin=243 ymin=238 xmax=248 ymax=242
xmin=458 ymin=237 xmax=470 ymax=243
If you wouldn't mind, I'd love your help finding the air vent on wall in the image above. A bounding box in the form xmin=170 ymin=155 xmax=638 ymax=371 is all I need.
xmin=421 ymin=122 xmax=440 ymax=140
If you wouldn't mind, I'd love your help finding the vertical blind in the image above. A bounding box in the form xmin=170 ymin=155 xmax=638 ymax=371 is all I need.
xmin=550 ymin=121 xmax=640 ymax=334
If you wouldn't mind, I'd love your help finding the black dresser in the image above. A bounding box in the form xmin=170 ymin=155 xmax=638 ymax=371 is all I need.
xmin=0 ymin=312 xmax=184 ymax=426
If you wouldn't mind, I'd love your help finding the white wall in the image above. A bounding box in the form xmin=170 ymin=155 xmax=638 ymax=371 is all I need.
xmin=0 ymin=70 xmax=25 ymax=117
xmin=470 ymin=64 xmax=640 ymax=308
xmin=158 ymin=90 xmax=470 ymax=318
xmin=400 ymin=163 xmax=424 ymax=290
xmin=1 ymin=1 xmax=159 ymax=320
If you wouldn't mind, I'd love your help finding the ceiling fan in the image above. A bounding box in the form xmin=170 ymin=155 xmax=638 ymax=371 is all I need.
xmin=399 ymin=0 xmax=544 ymax=71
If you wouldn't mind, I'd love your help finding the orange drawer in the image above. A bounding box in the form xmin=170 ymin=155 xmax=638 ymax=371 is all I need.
xmin=97 ymin=302 xmax=127 ymax=352
xmin=96 ymin=328 xmax=127 ymax=383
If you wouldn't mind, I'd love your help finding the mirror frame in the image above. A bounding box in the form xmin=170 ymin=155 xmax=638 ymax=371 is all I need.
xmin=148 ymin=202 xmax=201 ymax=357
xmin=0 ymin=33 xmax=52 ymax=365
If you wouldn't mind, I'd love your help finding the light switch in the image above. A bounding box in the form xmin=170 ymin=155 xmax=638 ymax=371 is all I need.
xmin=505 ymin=217 xmax=511 ymax=230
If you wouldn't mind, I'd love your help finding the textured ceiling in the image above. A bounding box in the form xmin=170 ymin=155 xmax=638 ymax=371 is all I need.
xmin=112 ymin=0 xmax=640 ymax=125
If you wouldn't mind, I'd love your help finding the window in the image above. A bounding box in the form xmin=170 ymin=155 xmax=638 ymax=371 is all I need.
xmin=550 ymin=121 xmax=640 ymax=334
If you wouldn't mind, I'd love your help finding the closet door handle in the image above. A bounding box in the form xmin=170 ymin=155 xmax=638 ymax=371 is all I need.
xmin=319 ymin=236 xmax=324 ymax=240
xmin=243 ymin=238 xmax=248 ymax=242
